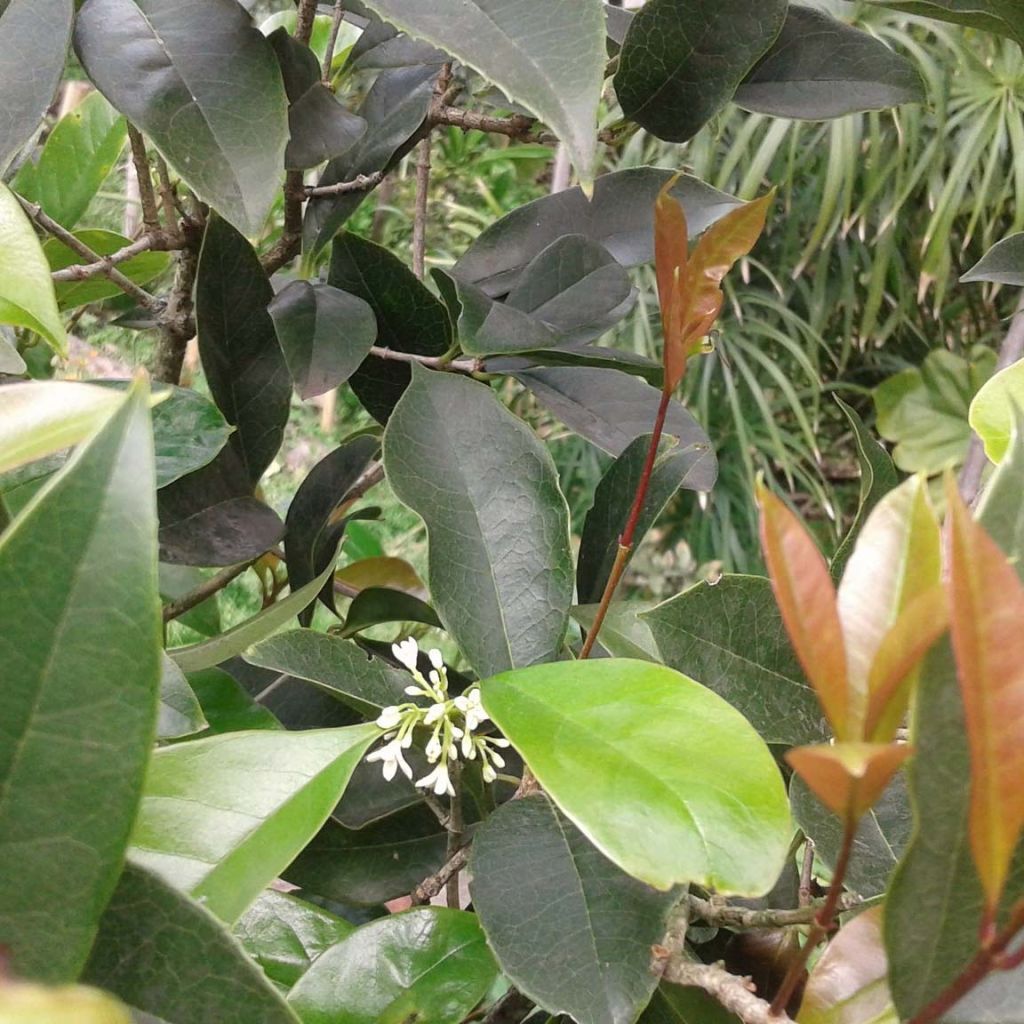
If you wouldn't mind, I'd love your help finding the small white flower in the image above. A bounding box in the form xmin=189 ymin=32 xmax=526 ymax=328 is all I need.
xmin=428 ymin=648 xmax=445 ymax=670
xmin=490 ymin=737 xmax=510 ymax=748
xmin=488 ymin=749 xmax=506 ymax=769
xmin=428 ymin=669 xmax=442 ymax=688
xmin=376 ymin=706 xmax=402 ymax=730
xmin=392 ymin=637 xmax=420 ymax=673
xmin=464 ymin=689 xmax=489 ymax=730
xmin=424 ymin=702 xmax=447 ymax=725
xmin=405 ymin=685 xmax=425 ymax=697
xmin=425 ymin=734 xmax=443 ymax=762
xmin=366 ymin=739 xmax=413 ymax=782
xmin=481 ymin=762 xmax=497 ymax=784
xmin=461 ymin=733 xmax=475 ymax=759
xmin=416 ymin=763 xmax=455 ymax=797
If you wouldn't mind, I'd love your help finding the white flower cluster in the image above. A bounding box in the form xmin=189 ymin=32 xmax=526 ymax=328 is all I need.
xmin=365 ymin=637 xmax=510 ymax=796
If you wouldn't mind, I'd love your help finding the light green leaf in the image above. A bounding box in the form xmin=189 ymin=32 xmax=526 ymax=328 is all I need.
xmin=0 ymin=383 xmax=160 ymax=981
xmin=170 ymin=557 xmax=341 ymax=674
xmin=0 ymin=0 xmax=73 ymax=173
xmin=287 ymin=908 xmax=499 ymax=1024
xmin=471 ymin=793 xmax=678 ymax=1024
xmin=0 ymin=330 xmax=26 ymax=374
xmin=969 ymin=358 xmax=1024 ymax=464
xmin=13 ymin=91 xmax=126 ymax=229
xmin=644 ymin=575 xmax=828 ymax=747
xmin=187 ymin=667 xmax=283 ymax=735
xmin=129 ymin=725 xmax=378 ymax=924
xmin=44 ymin=229 xmax=171 ymax=310
xmin=481 ymin=659 xmax=792 ymax=894
xmin=0 ymin=182 xmax=67 ymax=355
xmin=357 ymin=0 xmax=605 ymax=183
xmin=571 ymin=603 xmax=660 ymax=662
xmin=83 ymin=863 xmax=300 ymax=1024
xmin=961 ymin=232 xmax=1024 ymax=286
xmin=158 ymin=653 xmax=208 ymax=740
xmin=383 ymin=367 xmax=573 ymax=678
xmin=865 ymin=0 xmax=1024 ymax=48
xmin=639 ymin=983 xmax=740 ymax=1024
xmin=234 ymin=890 xmax=354 ymax=991
xmin=74 ymin=0 xmax=289 ymax=235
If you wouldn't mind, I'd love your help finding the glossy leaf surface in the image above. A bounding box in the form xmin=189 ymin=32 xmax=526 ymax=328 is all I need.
xmin=0 ymin=0 xmax=72 ymax=173
xmin=384 ymin=368 xmax=573 ymax=678
xmin=615 ymin=0 xmax=787 ymax=143
xmin=13 ymin=91 xmax=126 ymax=229
xmin=454 ymin=168 xmax=739 ymax=297
xmin=0 ymin=181 xmax=67 ymax=355
xmin=735 ymin=5 xmax=923 ymax=119
xmin=645 ymin=575 xmax=828 ymax=747
xmin=482 ymin=659 xmax=791 ymax=894
xmin=471 ymin=793 xmax=677 ymax=1024
xmin=196 ymin=216 xmax=291 ymax=488
xmin=287 ymin=908 xmax=499 ymax=1024
xmin=269 ymin=281 xmax=378 ymax=400
xmin=946 ymin=483 xmax=1024 ymax=911
xmin=83 ymin=863 xmax=299 ymax=1024
xmin=0 ymin=385 xmax=160 ymax=980
xmin=233 ymin=890 xmax=354 ymax=990
xmin=130 ymin=725 xmax=378 ymax=924
xmin=962 ymin=232 xmax=1024 ymax=286
xmin=75 ymin=0 xmax=289 ymax=234
xmin=969 ymin=358 xmax=1024 ymax=464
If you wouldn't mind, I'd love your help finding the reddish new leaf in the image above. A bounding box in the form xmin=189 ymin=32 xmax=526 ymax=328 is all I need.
xmin=787 ymin=743 xmax=912 ymax=825
xmin=947 ymin=480 xmax=1024 ymax=913
xmin=758 ymin=483 xmax=850 ymax=738
xmin=654 ymin=178 xmax=689 ymax=392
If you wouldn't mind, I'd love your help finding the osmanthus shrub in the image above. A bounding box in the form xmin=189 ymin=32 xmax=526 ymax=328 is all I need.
xmin=1 ymin=2 xmax=1023 ymax=1023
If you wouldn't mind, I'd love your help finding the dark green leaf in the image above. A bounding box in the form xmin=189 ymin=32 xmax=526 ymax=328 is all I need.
xmin=0 ymin=0 xmax=72 ymax=173
xmin=287 ymin=908 xmax=499 ymax=1023
xmin=515 ymin=366 xmax=714 ymax=460
xmin=74 ymin=0 xmax=289 ymax=234
xmin=734 ymin=5 xmax=924 ymax=119
xmin=639 ymin=983 xmax=739 ymax=1024
xmin=44 ymin=229 xmax=171 ymax=310
xmin=332 ymin=753 xmax=428 ymax=829
xmin=884 ymin=640 xmax=1024 ymax=1020
xmin=197 ymin=216 xmax=291 ymax=488
xmin=245 ymin=628 xmax=421 ymax=717
xmin=791 ymin=772 xmax=910 ymax=899
xmin=328 ymin=232 xmax=451 ymax=422
xmin=341 ymin=587 xmax=442 ymax=637
xmin=354 ymin=0 xmax=605 ymax=182
xmin=644 ymin=575 xmax=828 ymax=747
xmin=13 ymin=91 xmax=126 ymax=228
xmin=234 ymin=890 xmax=354 ymax=990
xmin=269 ymin=281 xmax=378 ymax=400
xmin=384 ymin=367 xmax=574 ymax=677
xmin=961 ymin=232 xmax=1024 ymax=286
xmin=129 ymin=725 xmax=378 ymax=924
xmin=577 ymin=434 xmax=714 ymax=605
xmin=830 ymin=398 xmax=898 ymax=579
xmin=188 ymin=667 xmax=283 ymax=735
xmin=159 ymin=654 xmax=208 ymax=740
xmin=615 ymin=0 xmax=788 ymax=143
xmin=157 ymin=450 xmax=285 ymax=567
xmin=284 ymin=436 xmax=380 ymax=625
xmin=305 ymin=66 xmax=438 ymax=252
xmin=83 ymin=863 xmax=299 ymax=1024
xmin=287 ymin=85 xmax=367 ymax=171
xmin=170 ymin=557 xmax=343 ymax=674
xmin=482 ymin=659 xmax=792 ymax=894
xmin=285 ymin=805 xmax=448 ymax=906
xmin=471 ymin=793 xmax=677 ymax=1024
xmin=0 ymin=384 xmax=160 ymax=981
xmin=571 ymin=603 xmax=660 ymax=662
xmin=488 ymin=344 xmax=663 ymax=387
xmin=865 ymin=0 xmax=1024 ymax=48
xmin=454 ymin=168 xmax=739 ymax=297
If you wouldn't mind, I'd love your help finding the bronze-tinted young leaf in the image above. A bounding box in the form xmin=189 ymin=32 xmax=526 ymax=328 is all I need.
xmin=654 ymin=179 xmax=689 ymax=390
xmin=758 ymin=483 xmax=849 ymax=737
xmin=946 ymin=481 xmax=1024 ymax=913
xmin=196 ymin=216 xmax=291 ymax=488
xmin=786 ymin=743 xmax=912 ymax=824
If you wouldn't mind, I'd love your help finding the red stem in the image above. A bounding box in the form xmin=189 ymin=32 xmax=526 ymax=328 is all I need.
xmin=579 ymin=388 xmax=674 ymax=659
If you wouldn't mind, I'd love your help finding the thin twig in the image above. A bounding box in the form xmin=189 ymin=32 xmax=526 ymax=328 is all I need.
xmin=412 ymin=136 xmax=432 ymax=280
xmin=322 ymin=0 xmax=346 ymax=84
xmin=660 ymin=960 xmax=795 ymax=1024
xmin=687 ymin=893 xmax=860 ymax=933
xmin=445 ymin=760 xmax=464 ymax=908
xmin=799 ymin=839 xmax=816 ymax=908
xmin=18 ymin=196 xmax=163 ymax=311
xmin=162 ymin=558 xmax=256 ymax=623
xmin=303 ymin=171 xmax=385 ymax=198
xmin=51 ymin=231 xmax=182 ymax=282
xmin=151 ymin=214 xmax=203 ymax=384
xmin=154 ymin=155 xmax=181 ymax=229
xmin=431 ymin=105 xmax=540 ymax=141
xmin=294 ymin=0 xmax=319 ymax=45
xmin=369 ymin=346 xmax=482 ymax=374
xmin=411 ymin=846 xmax=468 ymax=905
xmin=126 ymin=124 xmax=161 ymax=233
xmin=347 ymin=461 xmax=385 ymax=503
xmin=960 ymin=290 xmax=1024 ymax=504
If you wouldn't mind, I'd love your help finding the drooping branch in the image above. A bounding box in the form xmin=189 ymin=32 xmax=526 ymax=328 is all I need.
xmin=659 ymin=960 xmax=795 ymax=1024
xmin=19 ymin=195 xmax=163 ymax=311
